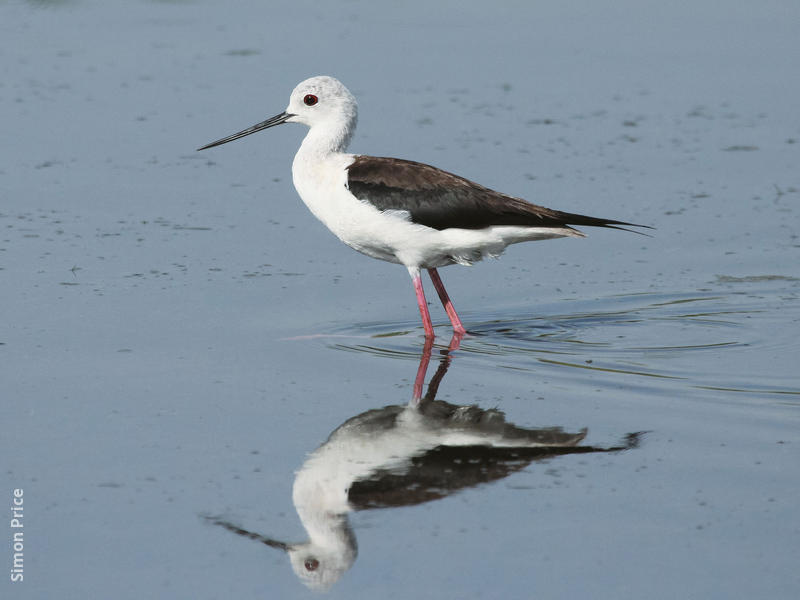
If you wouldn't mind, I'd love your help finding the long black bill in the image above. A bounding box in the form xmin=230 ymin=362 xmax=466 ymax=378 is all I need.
xmin=197 ymin=111 xmax=293 ymax=151
xmin=202 ymin=515 xmax=292 ymax=552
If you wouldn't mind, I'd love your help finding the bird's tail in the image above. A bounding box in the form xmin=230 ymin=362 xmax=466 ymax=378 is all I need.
xmin=556 ymin=210 xmax=653 ymax=236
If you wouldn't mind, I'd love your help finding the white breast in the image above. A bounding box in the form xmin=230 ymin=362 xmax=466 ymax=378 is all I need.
xmin=290 ymin=149 xmax=579 ymax=269
xmin=292 ymin=151 xmax=420 ymax=264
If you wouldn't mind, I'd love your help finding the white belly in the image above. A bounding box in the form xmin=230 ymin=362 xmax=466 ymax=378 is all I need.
xmin=291 ymin=153 xmax=579 ymax=269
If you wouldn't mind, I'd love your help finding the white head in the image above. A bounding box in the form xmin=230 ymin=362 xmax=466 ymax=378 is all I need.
xmin=203 ymin=514 xmax=356 ymax=593
xmin=286 ymin=532 xmax=358 ymax=592
xmin=285 ymin=76 xmax=357 ymax=129
xmin=198 ymin=75 xmax=358 ymax=152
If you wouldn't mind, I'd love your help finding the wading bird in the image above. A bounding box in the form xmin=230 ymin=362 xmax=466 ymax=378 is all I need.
xmin=199 ymin=76 xmax=648 ymax=337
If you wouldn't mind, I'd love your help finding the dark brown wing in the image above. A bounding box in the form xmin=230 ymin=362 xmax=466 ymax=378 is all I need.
xmin=346 ymin=156 xmax=649 ymax=232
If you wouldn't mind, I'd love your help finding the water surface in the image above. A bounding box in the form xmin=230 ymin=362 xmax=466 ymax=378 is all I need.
xmin=2 ymin=1 xmax=799 ymax=599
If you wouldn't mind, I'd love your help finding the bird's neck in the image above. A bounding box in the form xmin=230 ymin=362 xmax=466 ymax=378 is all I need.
xmin=297 ymin=117 xmax=356 ymax=159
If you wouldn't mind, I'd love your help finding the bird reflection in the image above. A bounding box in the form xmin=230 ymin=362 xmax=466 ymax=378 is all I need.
xmin=205 ymin=334 xmax=642 ymax=591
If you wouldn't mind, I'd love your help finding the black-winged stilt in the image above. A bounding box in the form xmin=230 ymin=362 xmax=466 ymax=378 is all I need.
xmin=199 ymin=76 xmax=649 ymax=337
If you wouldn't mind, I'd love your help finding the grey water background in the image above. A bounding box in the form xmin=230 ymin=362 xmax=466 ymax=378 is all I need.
xmin=2 ymin=0 xmax=799 ymax=598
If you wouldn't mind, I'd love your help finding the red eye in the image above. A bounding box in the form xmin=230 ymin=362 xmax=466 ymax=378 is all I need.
xmin=304 ymin=558 xmax=319 ymax=571
xmin=303 ymin=94 xmax=318 ymax=106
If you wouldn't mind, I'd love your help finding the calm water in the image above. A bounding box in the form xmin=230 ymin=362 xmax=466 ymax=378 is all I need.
xmin=2 ymin=1 xmax=799 ymax=599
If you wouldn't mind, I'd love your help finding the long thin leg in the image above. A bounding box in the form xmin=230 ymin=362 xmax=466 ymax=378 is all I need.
xmin=427 ymin=268 xmax=466 ymax=335
xmin=409 ymin=267 xmax=435 ymax=338
xmin=411 ymin=333 xmax=463 ymax=407
xmin=412 ymin=336 xmax=435 ymax=402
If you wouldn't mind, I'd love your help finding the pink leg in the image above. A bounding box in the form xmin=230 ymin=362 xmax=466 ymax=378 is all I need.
xmin=427 ymin=268 xmax=466 ymax=335
xmin=411 ymin=332 xmax=462 ymax=407
xmin=410 ymin=268 xmax=435 ymax=338
xmin=447 ymin=331 xmax=464 ymax=353
xmin=412 ymin=336 xmax=435 ymax=402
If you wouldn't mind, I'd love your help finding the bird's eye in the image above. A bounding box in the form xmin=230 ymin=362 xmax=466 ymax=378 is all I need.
xmin=303 ymin=94 xmax=318 ymax=106
xmin=304 ymin=558 xmax=320 ymax=571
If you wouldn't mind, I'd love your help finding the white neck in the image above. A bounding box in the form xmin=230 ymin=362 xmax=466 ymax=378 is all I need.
xmin=298 ymin=112 xmax=356 ymax=158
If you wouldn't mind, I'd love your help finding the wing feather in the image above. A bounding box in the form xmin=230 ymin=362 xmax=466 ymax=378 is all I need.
xmin=346 ymin=156 xmax=649 ymax=233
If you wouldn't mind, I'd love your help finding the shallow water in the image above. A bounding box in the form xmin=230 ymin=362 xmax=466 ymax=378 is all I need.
xmin=3 ymin=1 xmax=800 ymax=599
xmin=332 ymin=283 xmax=800 ymax=398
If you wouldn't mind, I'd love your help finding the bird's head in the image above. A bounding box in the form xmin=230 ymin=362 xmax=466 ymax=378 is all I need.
xmin=197 ymin=75 xmax=357 ymax=151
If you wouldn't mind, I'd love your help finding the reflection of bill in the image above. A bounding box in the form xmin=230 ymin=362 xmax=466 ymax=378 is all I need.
xmin=205 ymin=335 xmax=643 ymax=591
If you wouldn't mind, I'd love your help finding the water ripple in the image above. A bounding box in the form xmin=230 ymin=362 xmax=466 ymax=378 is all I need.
xmin=319 ymin=285 xmax=800 ymax=400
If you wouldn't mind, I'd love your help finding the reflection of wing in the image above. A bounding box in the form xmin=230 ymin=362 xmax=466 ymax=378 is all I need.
xmin=349 ymin=443 xmax=595 ymax=510
xmin=348 ymin=429 xmax=645 ymax=511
